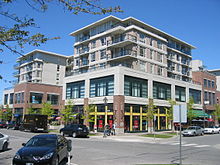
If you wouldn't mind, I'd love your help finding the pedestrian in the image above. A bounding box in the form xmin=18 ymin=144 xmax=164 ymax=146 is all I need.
xmin=103 ymin=124 xmax=109 ymax=138
xmin=112 ymin=123 xmax=116 ymax=135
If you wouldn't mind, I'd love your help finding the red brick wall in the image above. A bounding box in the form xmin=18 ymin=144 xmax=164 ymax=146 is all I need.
xmin=113 ymin=95 xmax=125 ymax=129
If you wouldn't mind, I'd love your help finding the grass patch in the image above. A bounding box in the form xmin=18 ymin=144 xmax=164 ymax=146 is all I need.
xmin=48 ymin=129 xmax=59 ymax=133
xmin=141 ymin=134 xmax=173 ymax=138
xmin=89 ymin=133 xmax=101 ymax=136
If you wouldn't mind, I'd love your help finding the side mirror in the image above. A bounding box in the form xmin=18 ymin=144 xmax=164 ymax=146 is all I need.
xmin=67 ymin=139 xmax=72 ymax=152
xmin=22 ymin=143 xmax=26 ymax=146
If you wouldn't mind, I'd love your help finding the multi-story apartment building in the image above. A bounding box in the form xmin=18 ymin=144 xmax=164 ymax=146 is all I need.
xmin=14 ymin=49 xmax=67 ymax=85
xmin=64 ymin=16 xmax=203 ymax=133
xmin=208 ymin=69 xmax=220 ymax=91
xmin=2 ymin=50 xmax=68 ymax=120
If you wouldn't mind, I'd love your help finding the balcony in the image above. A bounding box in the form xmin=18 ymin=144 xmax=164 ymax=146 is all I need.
xmin=13 ymin=63 xmax=20 ymax=69
xmin=78 ymin=47 xmax=89 ymax=55
xmin=107 ymin=50 xmax=137 ymax=62
xmin=107 ymin=34 xmax=137 ymax=48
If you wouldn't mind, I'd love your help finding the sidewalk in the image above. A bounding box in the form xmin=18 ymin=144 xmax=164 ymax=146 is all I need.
xmin=90 ymin=131 xmax=180 ymax=143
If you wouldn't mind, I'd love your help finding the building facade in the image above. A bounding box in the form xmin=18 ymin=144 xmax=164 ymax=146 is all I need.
xmin=64 ymin=16 xmax=203 ymax=133
xmin=192 ymin=71 xmax=217 ymax=115
xmin=2 ymin=50 xmax=68 ymax=120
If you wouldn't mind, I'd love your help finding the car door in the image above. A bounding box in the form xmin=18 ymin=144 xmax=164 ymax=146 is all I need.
xmin=62 ymin=125 xmax=72 ymax=135
xmin=57 ymin=135 xmax=68 ymax=162
xmin=0 ymin=134 xmax=4 ymax=150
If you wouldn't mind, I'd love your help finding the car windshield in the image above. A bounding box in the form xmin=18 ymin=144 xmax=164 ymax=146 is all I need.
xmin=187 ymin=127 xmax=196 ymax=130
xmin=208 ymin=126 xmax=214 ymax=128
xmin=25 ymin=137 xmax=57 ymax=147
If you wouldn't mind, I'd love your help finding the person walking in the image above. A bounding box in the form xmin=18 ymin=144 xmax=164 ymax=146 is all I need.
xmin=112 ymin=123 xmax=116 ymax=135
xmin=103 ymin=124 xmax=109 ymax=138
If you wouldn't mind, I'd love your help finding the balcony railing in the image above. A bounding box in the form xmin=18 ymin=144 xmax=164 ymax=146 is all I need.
xmin=108 ymin=50 xmax=137 ymax=60
xmin=107 ymin=34 xmax=137 ymax=46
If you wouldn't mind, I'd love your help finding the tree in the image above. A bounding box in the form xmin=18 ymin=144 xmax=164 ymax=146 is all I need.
xmin=166 ymin=99 xmax=176 ymax=131
xmin=145 ymin=98 xmax=157 ymax=133
xmin=61 ymin=100 xmax=75 ymax=125
xmin=27 ymin=104 xmax=39 ymax=114
xmin=0 ymin=105 xmax=12 ymax=121
xmin=41 ymin=102 xmax=54 ymax=117
xmin=82 ymin=104 xmax=95 ymax=127
xmin=187 ymin=97 xmax=195 ymax=125
xmin=213 ymin=104 xmax=220 ymax=125
xmin=0 ymin=0 xmax=122 ymax=56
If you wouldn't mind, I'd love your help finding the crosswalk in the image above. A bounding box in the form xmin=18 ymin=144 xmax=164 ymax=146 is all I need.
xmin=158 ymin=141 xmax=210 ymax=148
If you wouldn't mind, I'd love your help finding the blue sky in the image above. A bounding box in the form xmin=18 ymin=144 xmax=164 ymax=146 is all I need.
xmin=0 ymin=0 xmax=220 ymax=103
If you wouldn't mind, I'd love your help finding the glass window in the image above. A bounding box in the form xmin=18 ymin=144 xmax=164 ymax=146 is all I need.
xmin=175 ymin=86 xmax=186 ymax=102
xmin=153 ymin=82 xmax=171 ymax=100
xmin=30 ymin=92 xmax=43 ymax=104
xmin=90 ymin=76 xmax=114 ymax=97
xmin=124 ymin=76 xmax=148 ymax=98
xmin=101 ymin=37 xmax=106 ymax=46
xmin=100 ymin=49 xmax=106 ymax=59
xmin=139 ymin=32 xmax=145 ymax=43
xmin=47 ymin=94 xmax=59 ymax=105
xmin=66 ymin=81 xmax=85 ymax=99
xmin=90 ymin=53 xmax=96 ymax=62
xmin=208 ymin=80 xmax=211 ymax=88
xmin=212 ymin=81 xmax=215 ymax=88
xmin=4 ymin=94 xmax=8 ymax=105
xmin=140 ymin=46 xmax=145 ymax=57
xmin=9 ymin=93 xmax=14 ymax=104
xmin=91 ymin=40 xmax=96 ymax=49
xmin=189 ymin=89 xmax=201 ymax=104
xmin=204 ymin=79 xmax=207 ymax=87
xmin=157 ymin=40 xmax=162 ymax=49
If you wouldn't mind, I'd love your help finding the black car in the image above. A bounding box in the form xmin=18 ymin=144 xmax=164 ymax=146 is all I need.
xmin=12 ymin=134 xmax=70 ymax=165
xmin=60 ymin=124 xmax=89 ymax=138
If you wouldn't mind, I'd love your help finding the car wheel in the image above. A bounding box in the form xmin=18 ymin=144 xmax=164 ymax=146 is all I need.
xmin=193 ymin=132 xmax=196 ymax=136
xmin=2 ymin=142 xmax=8 ymax=151
xmin=72 ymin=132 xmax=77 ymax=138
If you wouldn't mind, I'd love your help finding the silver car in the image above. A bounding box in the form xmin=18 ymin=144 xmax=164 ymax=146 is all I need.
xmin=182 ymin=126 xmax=204 ymax=136
xmin=0 ymin=132 xmax=9 ymax=151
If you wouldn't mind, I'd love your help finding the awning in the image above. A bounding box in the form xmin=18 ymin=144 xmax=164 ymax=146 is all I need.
xmin=192 ymin=110 xmax=209 ymax=118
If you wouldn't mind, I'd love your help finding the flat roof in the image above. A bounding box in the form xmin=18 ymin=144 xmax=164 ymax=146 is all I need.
xmin=18 ymin=49 xmax=69 ymax=60
xmin=70 ymin=15 xmax=195 ymax=49
xmin=208 ymin=69 xmax=220 ymax=72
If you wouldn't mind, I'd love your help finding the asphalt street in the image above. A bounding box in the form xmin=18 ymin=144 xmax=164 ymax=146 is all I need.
xmin=0 ymin=129 xmax=220 ymax=165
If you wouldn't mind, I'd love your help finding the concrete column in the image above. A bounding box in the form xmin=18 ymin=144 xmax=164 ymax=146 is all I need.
xmin=84 ymin=78 xmax=90 ymax=98
xmin=114 ymin=69 xmax=124 ymax=95
xmin=148 ymin=79 xmax=153 ymax=98
xmin=186 ymin=86 xmax=190 ymax=102
xmin=171 ymin=84 xmax=175 ymax=100
xmin=113 ymin=95 xmax=125 ymax=134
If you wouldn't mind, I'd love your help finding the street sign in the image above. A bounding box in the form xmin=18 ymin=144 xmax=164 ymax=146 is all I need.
xmin=173 ymin=104 xmax=187 ymax=123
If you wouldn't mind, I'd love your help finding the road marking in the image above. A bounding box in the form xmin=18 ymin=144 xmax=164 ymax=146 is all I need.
xmin=170 ymin=142 xmax=180 ymax=145
xmin=194 ymin=145 xmax=210 ymax=148
xmin=182 ymin=143 xmax=197 ymax=147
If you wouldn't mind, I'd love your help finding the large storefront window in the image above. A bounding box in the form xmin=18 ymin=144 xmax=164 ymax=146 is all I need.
xmin=10 ymin=93 xmax=14 ymax=104
xmin=175 ymin=86 xmax=186 ymax=102
xmin=30 ymin=92 xmax=43 ymax=104
xmin=124 ymin=76 xmax=148 ymax=98
xmin=66 ymin=81 xmax=85 ymax=99
xmin=189 ymin=89 xmax=201 ymax=104
xmin=90 ymin=76 xmax=114 ymax=97
xmin=4 ymin=94 xmax=8 ymax=105
xmin=47 ymin=94 xmax=59 ymax=105
xmin=153 ymin=82 xmax=171 ymax=100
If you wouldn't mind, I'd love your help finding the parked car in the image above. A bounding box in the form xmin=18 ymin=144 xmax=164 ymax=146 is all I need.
xmin=12 ymin=134 xmax=70 ymax=165
xmin=60 ymin=124 xmax=89 ymax=138
xmin=204 ymin=126 xmax=220 ymax=134
xmin=0 ymin=122 xmax=7 ymax=128
xmin=182 ymin=126 xmax=204 ymax=136
xmin=7 ymin=121 xmax=20 ymax=130
xmin=0 ymin=132 xmax=9 ymax=151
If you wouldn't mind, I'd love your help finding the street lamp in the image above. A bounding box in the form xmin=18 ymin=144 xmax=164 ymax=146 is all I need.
xmin=103 ymin=97 xmax=108 ymax=126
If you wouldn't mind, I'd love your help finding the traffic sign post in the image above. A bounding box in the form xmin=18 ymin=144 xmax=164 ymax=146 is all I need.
xmin=173 ymin=104 xmax=187 ymax=165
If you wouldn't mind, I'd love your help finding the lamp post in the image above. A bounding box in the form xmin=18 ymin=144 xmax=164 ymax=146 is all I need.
xmin=103 ymin=97 xmax=108 ymax=126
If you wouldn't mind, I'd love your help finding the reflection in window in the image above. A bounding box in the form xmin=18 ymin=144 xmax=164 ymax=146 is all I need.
xmin=30 ymin=92 xmax=43 ymax=104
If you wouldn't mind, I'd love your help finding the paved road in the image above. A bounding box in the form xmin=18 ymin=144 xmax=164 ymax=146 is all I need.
xmin=0 ymin=129 xmax=220 ymax=165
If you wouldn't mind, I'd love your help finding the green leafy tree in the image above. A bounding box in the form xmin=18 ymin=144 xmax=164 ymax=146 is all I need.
xmin=145 ymin=98 xmax=157 ymax=133
xmin=213 ymin=104 xmax=220 ymax=125
xmin=0 ymin=105 xmax=12 ymax=121
xmin=82 ymin=104 xmax=95 ymax=125
xmin=27 ymin=104 xmax=39 ymax=114
xmin=61 ymin=100 xmax=75 ymax=125
xmin=0 ymin=0 xmax=122 ymax=78
xmin=187 ymin=97 xmax=195 ymax=125
xmin=166 ymin=99 xmax=176 ymax=131
xmin=41 ymin=102 xmax=54 ymax=117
